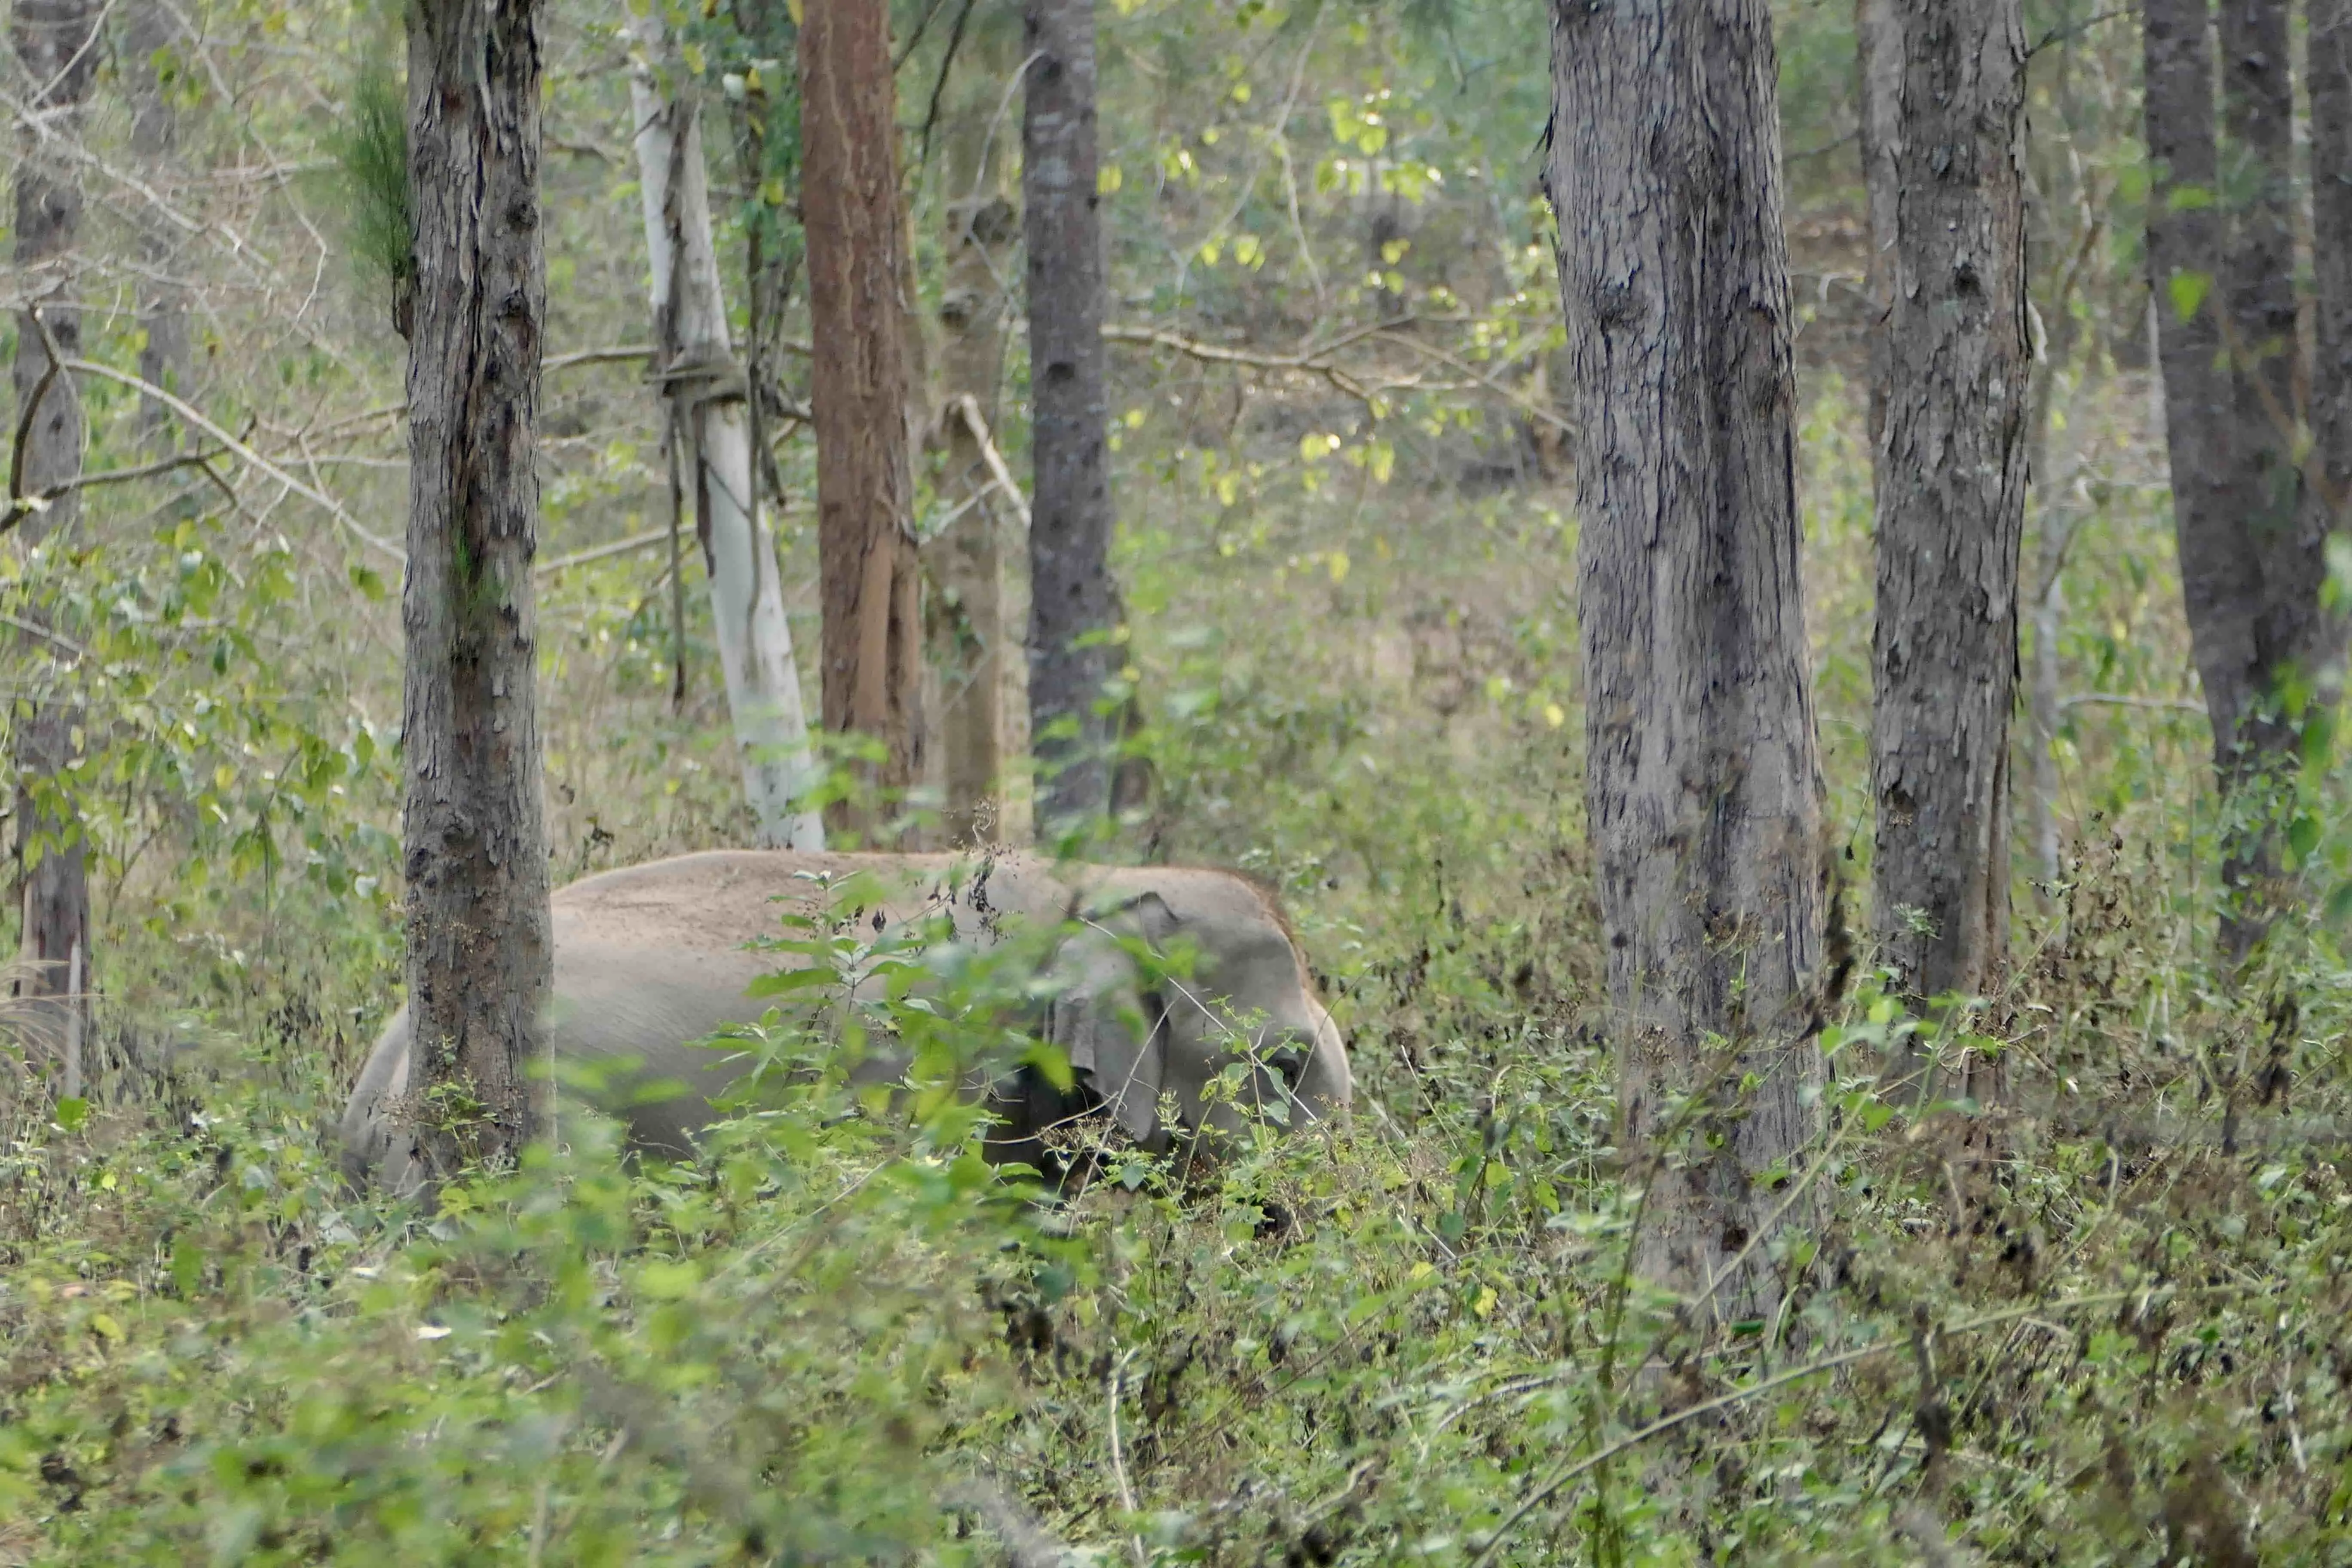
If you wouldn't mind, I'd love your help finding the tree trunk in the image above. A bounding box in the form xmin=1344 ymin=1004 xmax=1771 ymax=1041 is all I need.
xmin=1024 ymin=0 xmax=1121 ymax=836
xmin=401 ymin=0 xmax=555 ymax=1173
xmin=929 ymin=192 xmax=1020 ymax=847
xmin=926 ymin=67 xmax=1021 ymax=848
xmin=627 ymin=14 xmax=824 ymax=851
xmin=2214 ymin=0 xmax=2318 ymax=957
xmin=124 ymin=0 xmax=191 ymax=446
xmin=1547 ymin=0 xmax=1828 ymax=1320
xmin=2143 ymin=0 xmax=2328 ymax=964
xmin=799 ymin=0 xmax=923 ymax=843
xmin=9 ymin=0 xmax=99 ymax=1083
xmin=2023 ymin=208 xmax=2105 ymax=907
xmin=1857 ymin=0 xmax=2030 ymax=1027
xmin=2312 ymin=1 xmax=2352 ymax=578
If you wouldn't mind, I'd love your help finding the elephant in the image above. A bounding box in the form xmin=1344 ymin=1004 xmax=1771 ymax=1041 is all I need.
xmin=338 ymin=850 xmax=1351 ymax=1192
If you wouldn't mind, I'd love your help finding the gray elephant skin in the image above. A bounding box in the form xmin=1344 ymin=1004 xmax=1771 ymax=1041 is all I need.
xmin=340 ymin=850 xmax=1351 ymax=1191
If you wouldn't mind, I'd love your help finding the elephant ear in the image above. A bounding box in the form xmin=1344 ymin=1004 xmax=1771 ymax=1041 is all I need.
xmin=1044 ymin=890 xmax=1178 ymax=1148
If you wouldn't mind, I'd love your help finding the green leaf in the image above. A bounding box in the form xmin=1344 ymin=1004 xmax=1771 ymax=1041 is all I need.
xmin=2168 ymin=269 xmax=2213 ymax=324
xmin=54 ymin=1096 xmax=88 ymax=1132
xmin=2288 ymin=813 xmax=2321 ymax=861
xmin=756 ymin=937 xmax=845 ymax=959
xmin=636 ymin=1260 xmax=699 ymax=1299
xmin=745 ymin=966 xmax=836 ymax=997
xmin=1021 ymin=1041 xmax=1075 ymax=1093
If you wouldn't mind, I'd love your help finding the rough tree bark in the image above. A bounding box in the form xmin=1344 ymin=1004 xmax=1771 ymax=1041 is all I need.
xmin=924 ymin=59 xmax=1022 ymax=848
xmin=930 ymin=186 xmax=1020 ymax=847
xmin=627 ymin=13 xmax=824 ymax=851
xmin=1547 ymin=0 xmax=1828 ymax=1319
xmin=124 ymin=0 xmax=191 ymax=445
xmin=400 ymin=0 xmax=555 ymax=1171
xmin=800 ymin=0 xmax=923 ymax=842
xmin=1857 ymin=0 xmax=2030 ymax=1023
xmin=9 ymin=0 xmax=100 ymax=1085
xmin=2143 ymin=0 xmax=2328 ymax=963
xmin=1024 ymin=0 xmax=1121 ymax=835
xmin=2313 ymin=0 xmax=2352 ymax=552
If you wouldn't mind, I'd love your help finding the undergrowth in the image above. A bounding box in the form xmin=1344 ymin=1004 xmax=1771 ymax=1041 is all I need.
xmin=7 ymin=805 xmax=2352 ymax=1563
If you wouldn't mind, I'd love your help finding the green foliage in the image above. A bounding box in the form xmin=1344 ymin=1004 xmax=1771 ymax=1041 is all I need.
xmin=675 ymin=0 xmax=805 ymax=331
xmin=15 ymin=849 xmax=2352 ymax=1561
xmin=328 ymin=61 xmax=413 ymax=303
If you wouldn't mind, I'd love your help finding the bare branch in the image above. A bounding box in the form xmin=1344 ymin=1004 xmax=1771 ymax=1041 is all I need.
xmin=946 ymin=393 xmax=1031 ymax=528
xmin=1102 ymin=318 xmax=1399 ymax=407
xmin=0 ymin=609 xmax=89 ymax=660
xmin=536 ymin=529 xmax=671 ymax=579
xmin=2059 ymin=691 xmax=2207 ymax=717
xmin=1371 ymin=330 xmax=1576 ymax=435
xmin=6 ymin=309 xmax=64 ymax=529
xmin=56 ymin=355 xmax=405 ymax=564
xmin=5 ymin=445 xmax=230 ymax=533
xmin=546 ymin=343 xmax=658 ymax=373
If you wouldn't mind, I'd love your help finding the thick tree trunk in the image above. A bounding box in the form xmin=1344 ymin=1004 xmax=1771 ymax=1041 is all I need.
xmin=2212 ymin=0 xmax=2317 ymax=957
xmin=929 ymin=189 xmax=1020 ymax=847
xmin=1857 ymin=0 xmax=2030 ymax=1024
xmin=627 ymin=15 xmax=824 ymax=851
xmin=1024 ymin=0 xmax=1120 ymax=835
xmin=2144 ymin=0 xmax=2240 ymax=744
xmin=124 ymin=0 xmax=191 ymax=446
xmin=401 ymin=0 xmax=554 ymax=1172
xmin=9 ymin=0 xmax=99 ymax=1081
xmin=1547 ymin=0 xmax=1828 ymax=1320
xmin=2313 ymin=1 xmax=2352 ymax=564
xmin=925 ymin=53 xmax=1021 ymax=848
xmin=799 ymin=0 xmax=923 ymax=843
xmin=2144 ymin=0 xmax=2328 ymax=964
